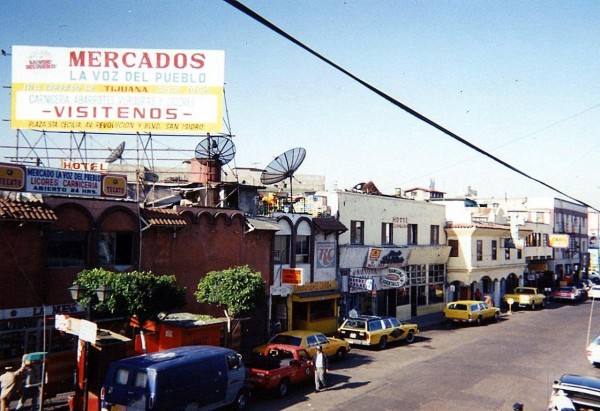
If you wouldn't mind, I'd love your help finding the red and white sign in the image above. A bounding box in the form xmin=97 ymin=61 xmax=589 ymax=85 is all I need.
xmin=11 ymin=45 xmax=225 ymax=133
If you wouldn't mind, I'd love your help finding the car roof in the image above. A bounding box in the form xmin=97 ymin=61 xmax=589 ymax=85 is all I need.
xmin=556 ymin=374 xmax=600 ymax=392
xmin=276 ymin=330 xmax=323 ymax=337
xmin=448 ymin=300 xmax=484 ymax=304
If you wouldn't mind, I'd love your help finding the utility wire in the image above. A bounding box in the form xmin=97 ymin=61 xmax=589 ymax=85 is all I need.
xmin=223 ymin=0 xmax=598 ymax=213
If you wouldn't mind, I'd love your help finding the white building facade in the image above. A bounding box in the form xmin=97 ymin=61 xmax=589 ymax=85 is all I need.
xmin=325 ymin=190 xmax=450 ymax=321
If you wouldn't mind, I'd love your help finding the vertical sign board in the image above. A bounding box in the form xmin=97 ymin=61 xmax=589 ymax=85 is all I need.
xmin=11 ymin=46 xmax=225 ymax=133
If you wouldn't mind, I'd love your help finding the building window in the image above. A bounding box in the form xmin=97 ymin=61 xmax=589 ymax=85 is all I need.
xmin=47 ymin=231 xmax=87 ymax=268
xmin=505 ymin=247 xmax=511 ymax=260
xmin=98 ymin=232 xmax=133 ymax=266
xmin=449 ymin=239 xmax=459 ymax=257
xmin=491 ymin=240 xmax=497 ymax=260
xmin=517 ymin=248 xmax=522 ymax=259
xmin=351 ymin=220 xmax=364 ymax=245
xmin=274 ymin=235 xmax=290 ymax=264
xmin=430 ymin=225 xmax=439 ymax=245
xmin=381 ymin=223 xmax=393 ymax=245
xmin=408 ymin=224 xmax=418 ymax=245
xmin=476 ymin=240 xmax=483 ymax=261
xmin=295 ymin=235 xmax=310 ymax=264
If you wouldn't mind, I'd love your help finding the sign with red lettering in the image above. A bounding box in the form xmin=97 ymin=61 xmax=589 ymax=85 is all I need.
xmin=11 ymin=46 xmax=225 ymax=133
xmin=282 ymin=268 xmax=303 ymax=285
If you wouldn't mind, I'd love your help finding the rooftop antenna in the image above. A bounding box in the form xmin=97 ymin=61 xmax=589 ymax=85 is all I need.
xmin=260 ymin=147 xmax=306 ymax=208
xmin=105 ymin=141 xmax=125 ymax=164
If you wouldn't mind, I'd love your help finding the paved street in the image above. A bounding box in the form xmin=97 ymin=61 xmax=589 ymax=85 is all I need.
xmin=247 ymin=300 xmax=600 ymax=411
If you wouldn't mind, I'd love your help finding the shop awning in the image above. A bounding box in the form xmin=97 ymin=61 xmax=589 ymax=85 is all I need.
xmin=292 ymin=290 xmax=341 ymax=302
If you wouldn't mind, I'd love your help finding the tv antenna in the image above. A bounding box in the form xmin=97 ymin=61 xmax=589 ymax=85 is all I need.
xmin=260 ymin=147 xmax=306 ymax=204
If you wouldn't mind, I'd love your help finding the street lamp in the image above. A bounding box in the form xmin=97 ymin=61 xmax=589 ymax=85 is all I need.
xmin=68 ymin=284 xmax=113 ymax=411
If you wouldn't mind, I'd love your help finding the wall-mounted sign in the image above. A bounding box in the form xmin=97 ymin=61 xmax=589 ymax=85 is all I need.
xmin=0 ymin=164 xmax=26 ymax=191
xmin=392 ymin=217 xmax=408 ymax=228
xmin=0 ymin=162 xmax=127 ymax=198
xmin=549 ymin=234 xmax=570 ymax=248
xmin=282 ymin=268 xmax=303 ymax=285
xmin=366 ymin=247 xmax=406 ymax=268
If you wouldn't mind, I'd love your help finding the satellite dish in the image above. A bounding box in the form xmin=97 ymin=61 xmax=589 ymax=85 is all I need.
xmin=106 ymin=141 xmax=125 ymax=163
xmin=194 ymin=135 xmax=236 ymax=166
xmin=260 ymin=147 xmax=306 ymax=185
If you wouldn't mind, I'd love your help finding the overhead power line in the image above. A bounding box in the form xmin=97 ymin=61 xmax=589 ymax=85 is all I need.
xmin=223 ymin=0 xmax=598 ymax=213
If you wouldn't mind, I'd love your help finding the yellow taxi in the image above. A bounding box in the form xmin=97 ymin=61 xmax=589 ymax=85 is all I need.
xmin=253 ymin=330 xmax=350 ymax=360
xmin=443 ymin=300 xmax=500 ymax=325
xmin=337 ymin=315 xmax=419 ymax=350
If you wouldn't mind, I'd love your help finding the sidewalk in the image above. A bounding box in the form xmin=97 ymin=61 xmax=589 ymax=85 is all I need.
xmin=414 ymin=311 xmax=445 ymax=331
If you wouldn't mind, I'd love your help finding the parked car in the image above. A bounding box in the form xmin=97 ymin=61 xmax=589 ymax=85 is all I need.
xmin=253 ymin=330 xmax=350 ymax=360
xmin=590 ymin=270 xmax=600 ymax=282
xmin=551 ymin=286 xmax=585 ymax=303
xmin=588 ymin=285 xmax=600 ymax=299
xmin=100 ymin=346 xmax=249 ymax=411
xmin=443 ymin=300 xmax=501 ymax=326
xmin=547 ymin=374 xmax=600 ymax=410
xmin=246 ymin=344 xmax=314 ymax=398
xmin=586 ymin=335 xmax=600 ymax=367
xmin=337 ymin=315 xmax=419 ymax=350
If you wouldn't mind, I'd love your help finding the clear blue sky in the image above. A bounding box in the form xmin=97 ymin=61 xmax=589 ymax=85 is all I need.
xmin=1 ymin=1 xmax=599 ymax=209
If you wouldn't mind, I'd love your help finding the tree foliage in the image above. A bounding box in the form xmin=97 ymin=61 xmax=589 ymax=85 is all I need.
xmin=73 ymin=268 xmax=186 ymax=324
xmin=195 ymin=265 xmax=266 ymax=317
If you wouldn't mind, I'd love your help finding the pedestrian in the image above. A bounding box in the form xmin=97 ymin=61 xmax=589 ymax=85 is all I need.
xmin=474 ymin=288 xmax=482 ymax=300
xmin=311 ymin=345 xmax=329 ymax=392
xmin=484 ymin=294 xmax=494 ymax=307
xmin=16 ymin=359 xmax=43 ymax=411
xmin=0 ymin=360 xmax=26 ymax=411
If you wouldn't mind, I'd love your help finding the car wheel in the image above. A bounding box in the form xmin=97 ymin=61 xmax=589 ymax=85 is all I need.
xmin=405 ymin=330 xmax=415 ymax=343
xmin=530 ymin=302 xmax=536 ymax=310
xmin=232 ymin=388 xmax=249 ymax=410
xmin=335 ymin=347 xmax=347 ymax=361
xmin=378 ymin=336 xmax=387 ymax=350
xmin=494 ymin=312 xmax=500 ymax=322
xmin=276 ymin=379 xmax=290 ymax=398
xmin=476 ymin=316 xmax=482 ymax=326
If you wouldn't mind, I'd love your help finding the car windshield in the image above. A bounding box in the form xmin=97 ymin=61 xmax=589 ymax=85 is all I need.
xmin=269 ymin=335 xmax=302 ymax=346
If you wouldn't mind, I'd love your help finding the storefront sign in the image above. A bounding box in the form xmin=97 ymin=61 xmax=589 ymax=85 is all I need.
xmin=282 ymin=268 xmax=303 ymax=285
xmin=293 ymin=280 xmax=337 ymax=293
xmin=381 ymin=268 xmax=407 ymax=288
xmin=315 ymin=242 xmax=336 ymax=281
xmin=0 ymin=162 xmax=127 ymax=198
xmin=366 ymin=247 xmax=406 ymax=268
xmin=270 ymin=284 xmax=293 ymax=296
xmin=0 ymin=164 xmax=26 ymax=191
xmin=549 ymin=234 xmax=570 ymax=248
xmin=1 ymin=303 xmax=82 ymax=320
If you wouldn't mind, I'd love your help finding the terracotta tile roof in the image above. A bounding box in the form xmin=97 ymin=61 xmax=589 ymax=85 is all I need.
xmin=140 ymin=207 xmax=186 ymax=227
xmin=0 ymin=198 xmax=57 ymax=222
xmin=313 ymin=217 xmax=347 ymax=233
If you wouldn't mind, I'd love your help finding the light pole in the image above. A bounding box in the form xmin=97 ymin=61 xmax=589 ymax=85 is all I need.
xmin=68 ymin=284 xmax=113 ymax=411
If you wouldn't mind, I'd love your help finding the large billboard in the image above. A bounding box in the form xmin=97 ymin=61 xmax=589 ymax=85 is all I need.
xmin=11 ymin=46 xmax=225 ymax=133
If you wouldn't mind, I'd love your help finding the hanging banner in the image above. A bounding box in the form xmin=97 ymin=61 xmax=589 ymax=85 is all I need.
xmin=11 ymin=45 xmax=225 ymax=133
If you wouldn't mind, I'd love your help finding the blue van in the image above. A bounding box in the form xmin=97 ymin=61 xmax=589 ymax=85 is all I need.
xmin=100 ymin=346 xmax=248 ymax=410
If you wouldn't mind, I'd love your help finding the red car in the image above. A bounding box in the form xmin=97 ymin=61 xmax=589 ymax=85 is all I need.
xmin=551 ymin=286 xmax=585 ymax=303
